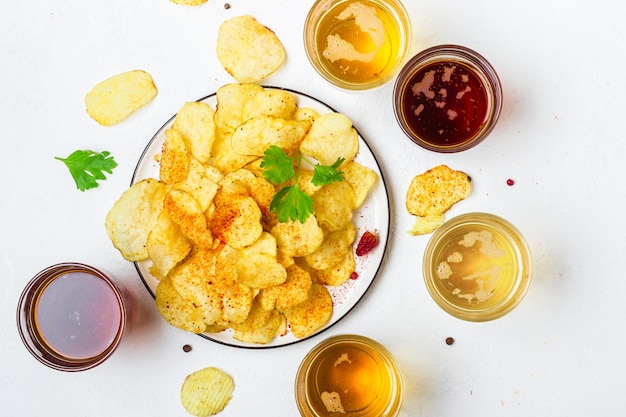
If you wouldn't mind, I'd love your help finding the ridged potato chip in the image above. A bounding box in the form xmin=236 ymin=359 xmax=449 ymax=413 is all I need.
xmin=283 ymin=284 xmax=333 ymax=339
xmin=216 ymin=15 xmax=285 ymax=83
xmin=105 ymin=178 xmax=168 ymax=261
xmin=85 ymin=70 xmax=157 ymax=126
xmin=300 ymin=112 xmax=358 ymax=166
xmin=181 ymin=367 xmax=234 ymax=417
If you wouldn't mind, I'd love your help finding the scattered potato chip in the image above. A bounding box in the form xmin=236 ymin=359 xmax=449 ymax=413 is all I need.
xmin=85 ymin=70 xmax=157 ymax=126
xmin=407 ymin=213 xmax=445 ymax=236
xmin=105 ymin=179 xmax=168 ymax=261
xmin=170 ymin=0 xmax=207 ymax=6
xmin=300 ymin=113 xmax=358 ymax=166
xmin=406 ymin=165 xmax=471 ymax=217
xmin=216 ymin=15 xmax=285 ymax=83
xmin=283 ymin=284 xmax=333 ymax=338
xmin=181 ymin=367 xmax=234 ymax=417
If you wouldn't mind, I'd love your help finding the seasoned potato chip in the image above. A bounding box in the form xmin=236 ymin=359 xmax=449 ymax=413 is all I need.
xmin=305 ymin=223 xmax=356 ymax=270
xmin=406 ymin=164 xmax=471 ymax=217
xmin=221 ymin=169 xmax=277 ymax=229
xmin=300 ymin=113 xmax=358 ymax=166
xmin=242 ymin=89 xmax=297 ymax=120
xmin=208 ymin=186 xmax=263 ymax=249
xmin=283 ymin=284 xmax=333 ymax=339
xmin=173 ymin=158 xmax=219 ymax=212
xmin=233 ymin=309 xmax=286 ymax=344
xmin=216 ymin=15 xmax=285 ymax=83
xmin=312 ymin=181 xmax=356 ymax=232
xmin=147 ymin=211 xmax=191 ymax=279
xmin=105 ymin=179 xmax=168 ymax=261
xmin=342 ymin=161 xmax=377 ymax=208
xmin=294 ymin=107 xmax=319 ymax=123
xmin=270 ymin=216 xmax=324 ymax=257
xmin=156 ymin=278 xmax=207 ymax=334
xmin=231 ymin=116 xmax=309 ymax=157
xmin=229 ymin=299 xmax=271 ymax=333
xmin=181 ymin=367 xmax=234 ymax=417
xmin=257 ymin=264 xmax=312 ymax=311
xmin=172 ymin=101 xmax=216 ymax=164
xmin=85 ymin=70 xmax=157 ymax=126
xmin=308 ymin=250 xmax=356 ymax=286
xmin=160 ymin=128 xmax=190 ymax=184
xmin=164 ymin=189 xmax=213 ymax=247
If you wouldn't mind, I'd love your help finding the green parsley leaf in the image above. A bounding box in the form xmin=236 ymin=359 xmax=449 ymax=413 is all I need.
xmin=260 ymin=145 xmax=295 ymax=184
xmin=55 ymin=150 xmax=118 ymax=191
xmin=270 ymin=185 xmax=314 ymax=223
xmin=311 ymin=157 xmax=345 ymax=186
xmin=261 ymin=145 xmax=346 ymax=223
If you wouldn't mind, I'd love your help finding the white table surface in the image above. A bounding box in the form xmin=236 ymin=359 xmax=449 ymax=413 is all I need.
xmin=2 ymin=0 xmax=625 ymax=415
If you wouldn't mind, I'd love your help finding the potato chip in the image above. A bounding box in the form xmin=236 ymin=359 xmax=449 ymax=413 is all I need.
xmin=85 ymin=70 xmax=157 ymax=126
xmin=342 ymin=161 xmax=377 ymax=208
xmin=221 ymin=169 xmax=277 ymax=229
xmin=242 ymin=89 xmax=297 ymax=121
xmin=160 ymin=128 xmax=190 ymax=184
xmin=312 ymin=181 xmax=356 ymax=232
xmin=173 ymin=158 xmax=219 ymax=212
xmin=181 ymin=367 xmax=234 ymax=417
xmin=237 ymin=253 xmax=287 ymax=289
xmin=233 ymin=309 xmax=286 ymax=344
xmin=270 ymin=216 xmax=324 ymax=257
xmin=170 ymin=0 xmax=207 ymax=5
xmin=155 ymin=278 xmax=207 ymax=334
xmin=210 ymin=128 xmax=257 ymax=174
xmin=406 ymin=164 xmax=471 ymax=217
xmin=283 ymin=284 xmax=333 ymax=339
xmin=172 ymin=101 xmax=216 ymax=164
xmin=164 ymin=189 xmax=213 ymax=248
xmin=407 ymin=213 xmax=445 ymax=236
xmin=294 ymin=107 xmax=319 ymax=123
xmin=300 ymin=112 xmax=358 ymax=166
xmin=231 ymin=116 xmax=309 ymax=157
xmin=208 ymin=186 xmax=263 ymax=249
xmin=216 ymin=15 xmax=285 ymax=83
xmin=105 ymin=178 xmax=168 ymax=261
xmin=308 ymin=250 xmax=356 ymax=286
xmin=147 ymin=211 xmax=192 ymax=279
xmin=256 ymin=264 xmax=312 ymax=311
xmin=305 ymin=223 xmax=356 ymax=270
xmin=214 ymin=83 xmax=264 ymax=135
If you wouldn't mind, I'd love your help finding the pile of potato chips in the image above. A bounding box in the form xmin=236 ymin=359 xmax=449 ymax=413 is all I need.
xmin=106 ymin=83 xmax=378 ymax=344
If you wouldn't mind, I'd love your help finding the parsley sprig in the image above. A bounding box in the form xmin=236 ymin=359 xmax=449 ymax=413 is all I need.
xmin=261 ymin=145 xmax=344 ymax=223
xmin=55 ymin=150 xmax=118 ymax=191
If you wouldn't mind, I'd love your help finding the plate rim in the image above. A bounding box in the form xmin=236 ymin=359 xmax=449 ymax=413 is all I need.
xmin=130 ymin=86 xmax=391 ymax=349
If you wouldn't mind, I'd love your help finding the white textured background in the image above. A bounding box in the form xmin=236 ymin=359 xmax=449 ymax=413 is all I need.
xmin=2 ymin=0 xmax=625 ymax=415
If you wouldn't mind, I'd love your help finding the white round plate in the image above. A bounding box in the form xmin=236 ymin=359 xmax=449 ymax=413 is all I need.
xmin=131 ymin=87 xmax=390 ymax=348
